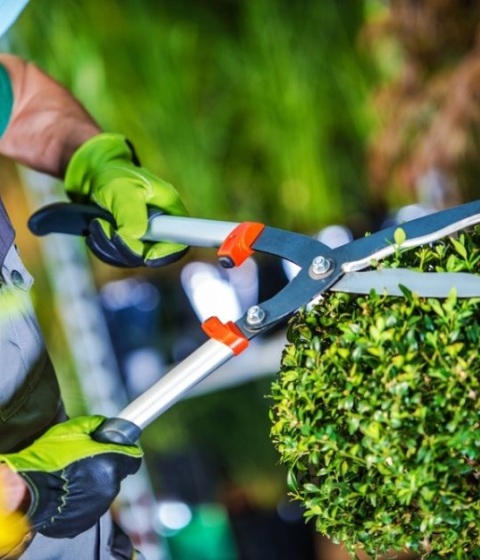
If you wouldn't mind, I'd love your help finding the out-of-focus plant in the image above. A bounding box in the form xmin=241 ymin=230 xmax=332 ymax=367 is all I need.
xmin=365 ymin=0 xmax=480 ymax=210
xmin=7 ymin=0 xmax=379 ymax=505
xmin=270 ymin=228 xmax=480 ymax=559
xmin=142 ymin=377 xmax=287 ymax=509
xmin=10 ymin=0 xmax=374 ymax=233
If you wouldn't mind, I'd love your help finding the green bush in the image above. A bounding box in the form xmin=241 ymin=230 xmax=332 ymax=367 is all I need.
xmin=270 ymin=227 xmax=480 ymax=559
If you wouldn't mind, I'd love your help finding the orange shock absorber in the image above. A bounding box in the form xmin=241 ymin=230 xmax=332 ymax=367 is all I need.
xmin=217 ymin=222 xmax=265 ymax=268
xmin=202 ymin=316 xmax=249 ymax=355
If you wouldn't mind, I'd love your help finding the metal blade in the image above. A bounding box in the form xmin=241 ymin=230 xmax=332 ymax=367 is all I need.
xmin=331 ymin=269 xmax=480 ymax=298
xmin=339 ymin=200 xmax=480 ymax=273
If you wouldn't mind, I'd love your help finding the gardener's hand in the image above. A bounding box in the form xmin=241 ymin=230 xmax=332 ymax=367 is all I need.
xmin=0 ymin=416 xmax=142 ymax=539
xmin=65 ymin=132 xmax=189 ymax=267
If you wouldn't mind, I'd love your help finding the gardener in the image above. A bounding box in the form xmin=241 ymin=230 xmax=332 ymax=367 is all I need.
xmin=0 ymin=2 xmax=188 ymax=558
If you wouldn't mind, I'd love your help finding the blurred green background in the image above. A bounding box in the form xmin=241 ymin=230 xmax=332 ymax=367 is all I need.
xmin=6 ymin=0 xmax=380 ymax=497
xmin=9 ymin=0 xmax=476 ymax=558
xmin=10 ymin=0 xmax=376 ymax=232
xmin=0 ymin=1 xmax=390 ymax=558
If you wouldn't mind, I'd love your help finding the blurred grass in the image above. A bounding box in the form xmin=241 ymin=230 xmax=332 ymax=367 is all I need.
xmin=10 ymin=0 xmax=374 ymax=232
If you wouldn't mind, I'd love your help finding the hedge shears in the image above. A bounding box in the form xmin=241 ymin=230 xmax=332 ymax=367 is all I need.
xmin=28 ymin=200 xmax=480 ymax=444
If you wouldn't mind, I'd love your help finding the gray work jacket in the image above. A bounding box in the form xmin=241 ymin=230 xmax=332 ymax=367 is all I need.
xmin=0 ymin=196 xmax=64 ymax=453
xmin=0 ymin=196 xmax=14 ymax=267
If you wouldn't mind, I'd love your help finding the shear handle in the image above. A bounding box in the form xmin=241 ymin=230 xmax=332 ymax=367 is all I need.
xmin=91 ymin=337 xmax=237 ymax=443
xmin=92 ymin=417 xmax=142 ymax=445
xmin=28 ymin=202 xmax=240 ymax=247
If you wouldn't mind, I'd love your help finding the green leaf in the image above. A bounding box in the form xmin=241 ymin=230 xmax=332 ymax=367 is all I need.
xmin=303 ymin=483 xmax=321 ymax=493
xmin=287 ymin=468 xmax=299 ymax=492
xmin=394 ymin=227 xmax=406 ymax=246
xmin=450 ymin=236 xmax=468 ymax=260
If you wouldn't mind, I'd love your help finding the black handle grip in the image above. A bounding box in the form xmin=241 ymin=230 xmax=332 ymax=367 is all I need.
xmin=28 ymin=202 xmax=114 ymax=237
xmin=92 ymin=417 xmax=142 ymax=446
xmin=28 ymin=202 xmax=164 ymax=239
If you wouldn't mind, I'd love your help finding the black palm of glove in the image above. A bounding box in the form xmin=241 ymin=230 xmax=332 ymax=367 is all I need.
xmin=65 ymin=133 xmax=189 ymax=268
xmin=0 ymin=416 xmax=142 ymax=539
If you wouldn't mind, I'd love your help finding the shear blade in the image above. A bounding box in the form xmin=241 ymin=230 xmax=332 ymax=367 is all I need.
xmin=332 ymin=269 xmax=480 ymax=298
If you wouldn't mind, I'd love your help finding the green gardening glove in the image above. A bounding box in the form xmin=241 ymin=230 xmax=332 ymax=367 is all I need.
xmin=65 ymin=132 xmax=189 ymax=267
xmin=0 ymin=416 xmax=142 ymax=539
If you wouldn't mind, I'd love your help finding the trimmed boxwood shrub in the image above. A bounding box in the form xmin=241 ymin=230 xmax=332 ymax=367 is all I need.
xmin=270 ymin=226 xmax=480 ymax=559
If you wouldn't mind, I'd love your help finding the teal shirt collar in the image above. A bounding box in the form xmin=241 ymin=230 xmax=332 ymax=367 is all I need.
xmin=0 ymin=62 xmax=13 ymax=138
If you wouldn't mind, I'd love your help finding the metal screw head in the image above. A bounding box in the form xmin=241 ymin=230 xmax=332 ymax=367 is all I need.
xmin=311 ymin=255 xmax=331 ymax=275
xmin=246 ymin=305 xmax=266 ymax=326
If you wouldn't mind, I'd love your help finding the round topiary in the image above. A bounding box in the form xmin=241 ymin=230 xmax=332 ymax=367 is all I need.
xmin=270 ymin=226 xmax=480 ymax=559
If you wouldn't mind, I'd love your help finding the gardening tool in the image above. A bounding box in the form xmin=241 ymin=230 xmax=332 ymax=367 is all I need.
xmin=28 ymin=200 xmax=480 ymax=445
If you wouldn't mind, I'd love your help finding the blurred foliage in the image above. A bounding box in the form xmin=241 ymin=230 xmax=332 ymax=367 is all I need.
xmin=10 ymin=0 xmax=375 ymax=233
xmin=365 ymin=0 xmax=480 ymax=210
xmin=4 ymin=0 xmax=380 ymax=505
xmin=142 ymin=377 xmax=286 ymax=508
xmin=271 ymin=228 xmax=480 ymax=558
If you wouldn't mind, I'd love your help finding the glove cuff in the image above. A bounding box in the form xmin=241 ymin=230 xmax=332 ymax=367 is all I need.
xmin=64 ymin=132 xmax=135 ymax=199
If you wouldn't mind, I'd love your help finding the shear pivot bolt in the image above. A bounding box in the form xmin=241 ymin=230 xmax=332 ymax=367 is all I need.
xmin=246 ymin=305 xmax=266 ymax=326
xmin=311 ymin=256 xmax=331 ymax=275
